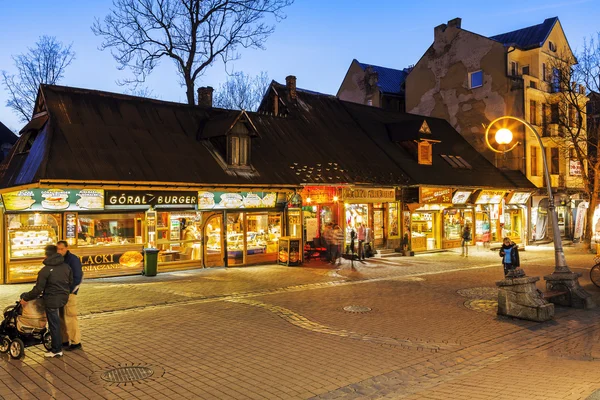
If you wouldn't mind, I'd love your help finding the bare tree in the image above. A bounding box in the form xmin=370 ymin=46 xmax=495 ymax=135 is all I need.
xmin=1 ymin=36 xmax=75 ymax=122
xmin=92 ymin=0 xmax=293 ymax=105
xmin=214 ymin=71 xmax=268 ymax=110
xmin=545 ymin=35 xmax=600 ymax=244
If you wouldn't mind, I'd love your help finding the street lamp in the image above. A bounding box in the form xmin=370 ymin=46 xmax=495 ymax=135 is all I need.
xmin=485 ymin=115 xmax=593 ymax=308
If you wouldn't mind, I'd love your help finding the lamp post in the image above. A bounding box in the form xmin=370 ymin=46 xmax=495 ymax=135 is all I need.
xmin=485 ymin=116 xmax=593 ymax=309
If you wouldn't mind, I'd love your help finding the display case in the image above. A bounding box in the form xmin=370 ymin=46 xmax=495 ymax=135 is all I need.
xmin=7 ymin=213 xmax=60 ymax=260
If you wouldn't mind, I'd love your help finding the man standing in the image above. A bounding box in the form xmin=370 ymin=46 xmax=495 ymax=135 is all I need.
xmin=21 ymin=245 xmax=72 ymax=358
xmin=57 ymin=241 xmax=83 ymax=351
xmin=357 ymin=223 xmax=366 ymax=260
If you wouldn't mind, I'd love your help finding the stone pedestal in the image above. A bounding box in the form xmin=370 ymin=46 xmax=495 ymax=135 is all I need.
xmin=544 ymin=272 xmax=595 ymax=309
xmin=496 ymin=275 xmax=554 ymax=322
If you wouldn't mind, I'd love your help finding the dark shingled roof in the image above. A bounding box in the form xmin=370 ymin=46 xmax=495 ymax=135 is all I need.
xmin=0 ymin=83 xmax=534 ymax=192
xmin=356 ymin=60 xmax=408 ymax=95
xmin=0 ymin=121 xmax=18 ymax=145
xmin=262 ymin=82 xmax=534 ymax=190
xmin=490 ymin=17 xmax=558 ymax=50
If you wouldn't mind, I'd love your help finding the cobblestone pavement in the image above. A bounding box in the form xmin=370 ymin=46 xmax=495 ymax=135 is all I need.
xmin=2 ymin=245 xmax=600 ymax=399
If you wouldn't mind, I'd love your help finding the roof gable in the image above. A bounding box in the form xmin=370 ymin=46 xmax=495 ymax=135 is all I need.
xmin=490 ymin=17 xmax=558 ymax=50
xmin=356 ymin=60 xmax=409 ymax=95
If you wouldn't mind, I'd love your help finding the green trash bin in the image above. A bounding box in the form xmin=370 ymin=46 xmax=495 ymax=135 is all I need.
xmin=143 ymin=248 xmax=160 ymax=277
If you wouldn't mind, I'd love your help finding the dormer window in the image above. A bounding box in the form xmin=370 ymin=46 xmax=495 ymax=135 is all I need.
xmin=228 ymin=122 xmax=251 ymax=167
xmin=418 ymin=141 xmax=432 ymax=165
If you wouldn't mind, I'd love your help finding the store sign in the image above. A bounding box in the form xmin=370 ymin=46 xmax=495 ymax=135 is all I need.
xmin=507 ymin=192 xmax=533 ymax=205
xmin=197 ymin=191 xmax=277 ymax=209
xmin=301 ymin=187 xmax=336 ymax=204
xmin=419 ymin=187 xmax=452 ymax=204
xmin=105 ymin=191 xmax=197 ymax=207
xmin=342 ymin=188 xmax=395 ymax=203
xmin=475 ymin=190 xmax=506 ymax=204
xmin=80 ymin=251 xmax=144 ymax=272
xmin=570 ymin=159 xmax=582 ymax=176
xmin=3 ymin=189 xmax=104 ymax=211
xmin=452 ymin=190 xmax=472 ymax=204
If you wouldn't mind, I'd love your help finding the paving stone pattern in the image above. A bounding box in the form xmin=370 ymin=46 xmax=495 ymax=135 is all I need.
xmin=1 ymin=246 xmax=600 ymax=399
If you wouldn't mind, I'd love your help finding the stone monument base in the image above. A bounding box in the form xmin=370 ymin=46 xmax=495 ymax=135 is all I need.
xmin=544 ymin=271 xmax=595 ymax=309
xmin=496 ymin=273 xmax=554 ymax=322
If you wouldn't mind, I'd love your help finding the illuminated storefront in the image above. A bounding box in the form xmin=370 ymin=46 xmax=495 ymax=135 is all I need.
xmin=341 ymin=187 xmax=400 ymax=251
xmin=2 ymin=187 xmax=290 ymax=283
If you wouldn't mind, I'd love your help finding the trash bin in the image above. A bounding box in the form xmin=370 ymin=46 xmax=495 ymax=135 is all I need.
xmin=142 ymin=248 xmax=160 ymax=277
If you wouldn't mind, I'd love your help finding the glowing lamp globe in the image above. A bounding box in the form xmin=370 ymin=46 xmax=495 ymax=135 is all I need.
xmin=495 ymin=128 xmax=513 ymax=145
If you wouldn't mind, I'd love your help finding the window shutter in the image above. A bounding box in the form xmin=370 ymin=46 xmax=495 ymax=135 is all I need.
xmin=418 ymin=141 xmax=432 ymax=165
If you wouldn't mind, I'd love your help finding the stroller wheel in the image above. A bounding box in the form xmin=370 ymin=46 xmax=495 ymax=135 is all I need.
xmin=42 ymin=331 xmax=53 ymax=351
xmin=0 ymin=336 xmax=9 ymax=353
xmin=9 ymin=338 xmax=24 ymax=359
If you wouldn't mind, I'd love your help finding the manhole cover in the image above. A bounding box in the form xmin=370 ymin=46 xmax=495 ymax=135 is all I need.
xmin=101 ymin=366 xmax=154 ymax=383
xmin=343 ymin=305 xmax=372 ymax=313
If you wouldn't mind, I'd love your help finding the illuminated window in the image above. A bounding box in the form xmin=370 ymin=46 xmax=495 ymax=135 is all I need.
xmin=469 ymin=70 xmax=483 ymax=89
xmin=418 ymin=141 xmax=432 ymax=165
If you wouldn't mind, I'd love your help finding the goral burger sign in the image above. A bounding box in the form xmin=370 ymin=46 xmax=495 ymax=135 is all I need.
xmin=105 ymin=191 xmax=197 ymax=206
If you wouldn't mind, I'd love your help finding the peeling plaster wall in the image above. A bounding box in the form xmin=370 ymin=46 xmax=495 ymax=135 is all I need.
xmin=337 ymin=61 xmax=381 ymax=107
xmin=406 ymin=27 xmax=524 ymax=172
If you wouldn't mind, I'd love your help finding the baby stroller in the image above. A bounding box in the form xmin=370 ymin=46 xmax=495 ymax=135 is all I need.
xmin=0 ymin=299 xmax=52 ymax=359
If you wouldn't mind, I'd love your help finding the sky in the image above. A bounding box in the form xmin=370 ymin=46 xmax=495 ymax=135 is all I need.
xmin=0 ymin=0 xmax=599 ymax=132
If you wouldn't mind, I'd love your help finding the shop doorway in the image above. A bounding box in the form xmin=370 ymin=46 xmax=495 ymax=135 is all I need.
xmin=203 ymin=213 xmax=224 ymax=267
xmin=373 ymin=208 xmax=385 ymax=248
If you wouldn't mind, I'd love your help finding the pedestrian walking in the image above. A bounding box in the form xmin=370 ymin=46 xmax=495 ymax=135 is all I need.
xmin=324 ymin=223 xmax=334 ymax=262
xmin=461 ymin=224 xmax=472 ymax=256
xmin=357 ymin=223 xmax=366 ymax=260
xmin=57 ymin=241 xmax=83 ymax=351
xmin=331 ymin=224 xmax=344 ymax=266
xmin=20 ymin=245 xmax=72 ymax=358
xmin=499 ymin=237 xmax=520 ymax=276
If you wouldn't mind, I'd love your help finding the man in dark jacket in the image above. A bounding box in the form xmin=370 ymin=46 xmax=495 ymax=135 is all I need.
xmin=499 ymin=237 xmax=520 ymax=276
xmin=21 ymin=245 xmax=72 ymax=358
xmin=57 ymin=241 xmax=83 ymax=350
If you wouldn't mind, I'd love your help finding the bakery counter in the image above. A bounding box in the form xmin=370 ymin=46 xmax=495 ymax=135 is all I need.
xmin=6 ymin=244 xmax=144 ymax=284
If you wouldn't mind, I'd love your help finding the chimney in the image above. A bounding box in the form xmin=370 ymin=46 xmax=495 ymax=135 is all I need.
xmin=285 ymin=75 xmax=297 ymax=101
xmin=447 ymin=17 xmax=461 ymax=29
xmin=197 ymin=86 xmax=213 ymax=107
xmin=434 ymin=23 xmax=447 ymax=42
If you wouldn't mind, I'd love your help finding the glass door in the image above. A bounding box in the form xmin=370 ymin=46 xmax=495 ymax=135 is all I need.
xmin=227 ymin=212 xmax=244 ymax=266
xmin=204 ymin=213 xmax=224 ymax=267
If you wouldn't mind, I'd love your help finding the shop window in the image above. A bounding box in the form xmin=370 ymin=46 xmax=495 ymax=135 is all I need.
xmin=388 ymin=203 xmax=399 ymax=237
xmin=77 ymin=213 xmax=140 ymax=246
xmin=443 ymin=209 xmax=473 ymax=241
xmin=227 ymin=212 xmax=244 ymax=265
xmin=550 ymin=147 xmax=560 ymax=174
xmin=155 ymin=212 xmax=202 ymax=262
xmin=469 ymin=70 xmax=483 ymax=89
xmin=246 ymin=213 xmax=282 ymax=255
xmin=418 ymin=141 xmax=432 ymax=165
xmin=7 ymin=213 xmax=60 ymax=259
xmin=345 ymin=204 xmax=369 ymax=244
